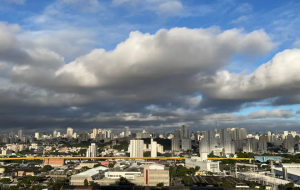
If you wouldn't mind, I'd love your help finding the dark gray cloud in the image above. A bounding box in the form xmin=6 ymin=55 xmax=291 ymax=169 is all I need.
xmin=1 ymin=21 xmax=300 ymax=134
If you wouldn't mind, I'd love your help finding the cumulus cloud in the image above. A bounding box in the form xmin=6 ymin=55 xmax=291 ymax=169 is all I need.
xmin=27 ymin=27 xmax=272 ymax=93
xmin=203 ymin=49 xmax=300 ymax=101
xmin=248 ymin=109 xmax=295 ymax=119
xmin=3 ymin=21 xmax=300 ymax=132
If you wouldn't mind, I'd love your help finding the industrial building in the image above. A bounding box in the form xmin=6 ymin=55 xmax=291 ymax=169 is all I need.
xmin=70 ymin=166 xmax=108 ymax=185
xmin=273 ymin=163 xmax=300 ymax=181
xmin=70 ymin=163 xmax=169 ymax=186
xmin=185 ymin=154 xmax=220 ymax=173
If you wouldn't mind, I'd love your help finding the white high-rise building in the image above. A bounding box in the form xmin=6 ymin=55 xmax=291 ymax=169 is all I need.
xmin=157 ymin=144 xmax=164 ymax=153
xmin=220 ymin=128 xmax=234 ymax=154
xmin=181 ymin=139 xmax=191 ymax=151
xmin=150 ymin=139 xmax=157 ymax=157
xmin=171 ymin=138 xmax=180 ymax=151
xmin=35 ymin=132 xmax=39 ymax=139
xmin=18 ymin=130 xmax=23 ymax=139
xmin=92 ymin=128 xmax=98 ymax=139
xmin=53 ymin=130 xmax=58 ymax=138
xmin=124 ymin=126 xmax=129 ymax=137
xmin=128 ymin=140 xmax=144 ymax=157
xmin=180 ymin=125 xmax=188 ymax=140
xmin=286 ymin=134 xmax=294 ymax=153
xmin=86 ymin=143 xmax=98 ymax=157
xmin=57 ymin=132 xmax=61 ymax=137
xmin=66 ymin=127 xmax=73 ymax=139
xmin=231 ymin=128 xmax=247 ymax=140
xmin=199 ymin=130 xmax=216 ymax=154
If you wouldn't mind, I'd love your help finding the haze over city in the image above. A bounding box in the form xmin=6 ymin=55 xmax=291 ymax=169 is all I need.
xmin=0 ymin=0 xmax=300 ymax=134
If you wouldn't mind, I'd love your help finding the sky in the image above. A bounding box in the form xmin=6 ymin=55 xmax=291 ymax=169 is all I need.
xmin=0 ymin=0 xmax=300 ymax=134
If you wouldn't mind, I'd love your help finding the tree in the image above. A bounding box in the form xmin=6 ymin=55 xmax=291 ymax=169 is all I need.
xmin=84 ymin=179 xmax=88 ymax=186
xmin=195 ymin=166 xmax=200 ymax=171
xmin=144 ymin=151 xmax=151 ymax=157
xmin=285 ymin=183 xmax=294 ymax=190
xmin=249 ymin=182 xmax=256 ymax=188
xmin=82 ymin=166 xmax=90 ymax=171
xmin=94 ymin=163 xmax=102 ymax=167
xmin=206 ymin=171 xmax=214 ymax=176
xmin=182 ymin=176 xmax=191 ymax=186
xmin=169 ymin=166 xmax=176 ymax=179
xmin=0 ymin=178 xmax=10 ymax=183
xmin=222 ymin=180 xmax=233 ymax=187
xmin=157 ymin=182 xmax=164 ymax=187
xmin=119 ymin=177 xmax=135 ymax=186
xmin=89 ymin=181 xmax=96 ymax=185
xmin=108 ymin=163 xmax=115 ymax=168
xmin=43 ymin=165 xmax=53 ymax=171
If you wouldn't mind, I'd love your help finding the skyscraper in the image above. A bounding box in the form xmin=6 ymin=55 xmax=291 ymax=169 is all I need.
xmin=199 ymin=130 xmax=216 ymax=154
xmin=18 ymin=130 xmax=23 ymax=139
xmin=86 ymin=143 xmax=98 ymax=157
xmin=231 ymin=128 xmax=247 ymax=140
xmin=128 ymin=140 xmax=144 ymax=157
xmin=66 ymin=127 xmax=73 ymax=139
xmin=174 ymin=130 xmax=181 ymax=138
xmin=92 ymin=128 xmax=98 ymax=139
xmin=35 ymin=132 xmax=39 ymax=140
xmin=181 ymin=139 xmax=191 ymax=151
xmin=53 ymin=130 xmax=58 ymax=138
xmin=171 ymin=138 xmax=180 ymax=151
xmin=181 ymin=125 xmax=188 ymax=140
xmin=150 ymin=138 xmax=157 ymax=157
xmin=220 ymin=128 xmax=234 ymax=154
xmin=124 ymin=126 xmax=129 ymax=137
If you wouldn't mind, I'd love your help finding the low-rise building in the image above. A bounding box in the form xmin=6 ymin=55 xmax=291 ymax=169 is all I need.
xmin=185 ymin=156 xmax=220 ymax=173
xmin=144 ymin=163 xmax=169 ymax=186
xmin=70 ymin=166 xmax=108 ymax=185
xmin=44 ymin=158 xmax=64 ymax=168
xmin=105 ymin=171 xmax=142 ymax=179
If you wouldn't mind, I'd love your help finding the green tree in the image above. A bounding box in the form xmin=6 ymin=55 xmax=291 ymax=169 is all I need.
xmin=249 ymin=182 xmax=256 ymax=188
xmin=182 ymin=176 xmax=191 ymax=186
xmin=285 ymin=183 xmax=294 ymax=190
xmin=108 ymin=163 xmax=115 ymax=168
xmin=259 ymin=185 xmax=266 ymax=190
xmin=82 ymin=166 xmax=90 ymax=171
xmin=0 ymin=178 xmax=10 ymax=183
xmin=94 ymin=163 xmax=102 ymax=167
xmin=84 ymin=179 xmax=88 ymax=186
xmin=169 ymin=166 xmax=176 ymax=179
xmin=119 ymin=177 xmax=135 ymax=186
xmin=43 ymin=165 xmax=53 ymax=171
xmin=195 ymin=166 xmax=200 ymax=171
xmin=144 ymin=151 xmax=151 ymax=157
xmin=157 ymin=182 xmax=164 ymax=187
xmin=222 ymin=180 xmax=233 ymax=187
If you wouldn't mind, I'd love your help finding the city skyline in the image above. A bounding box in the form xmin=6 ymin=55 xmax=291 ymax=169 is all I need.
xmin=0 ymin=0 xmax=300 ymax=133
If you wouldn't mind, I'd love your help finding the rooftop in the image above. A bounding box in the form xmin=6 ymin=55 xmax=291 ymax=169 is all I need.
xmin=75 ymin=166 xmax=108 ymax=177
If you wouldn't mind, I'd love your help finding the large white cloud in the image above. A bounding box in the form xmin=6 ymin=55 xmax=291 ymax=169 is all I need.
xmin=50 ymin=27 xmax=273 ymax=91
xmin=203 ymin=49 xmax=300 ymax=100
